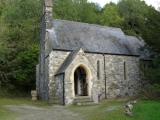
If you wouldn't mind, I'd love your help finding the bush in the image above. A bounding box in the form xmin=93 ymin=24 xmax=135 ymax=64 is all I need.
xmin=13 ymin=45 xmax=39 ymax=91
xmin=142 ymin=84 xmax=160 ymax=100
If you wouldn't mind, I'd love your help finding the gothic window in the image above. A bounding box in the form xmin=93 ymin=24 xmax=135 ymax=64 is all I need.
xmin=97 ymin=60 xmax=100 ymax=80
xmin=124 ymin=61 xmax=127 ymax=80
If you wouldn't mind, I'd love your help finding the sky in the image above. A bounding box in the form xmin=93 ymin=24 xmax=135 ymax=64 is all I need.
xmin=88 ymin=0 xmax=160 ymax=10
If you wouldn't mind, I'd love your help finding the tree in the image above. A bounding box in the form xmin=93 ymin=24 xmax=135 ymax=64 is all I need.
xmin=54 ymin=0 xmax=100 ymax=24
xmin=0 ymin=0 xmax=41 ymax=92
xmin=118 ymin=0 xmax=149 ymax=36
xmin=141 ymin=6 xmax=160 ymax=51
xmin=100 ymin=3 xmax=124 ymax=27
xmin=54 ymin=0 xmax=79 ymax=21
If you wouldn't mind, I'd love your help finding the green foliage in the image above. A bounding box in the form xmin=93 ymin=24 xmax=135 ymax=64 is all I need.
xmin=118 ymin=0 xmax=160 ymax=51
xmin=100 ymin=3 xmax=124 ymax=27
xmin=141 ymin=7 xmax=160 ymax=51
xmin=54 ymin=0 xmax=100 ymax=24
xmin=143 ymin=57 xmax=160 ymax=100
xmin=0 ymin=0 xmax=41 ymax=92
xmin=142 ymin=84 xmax=160 ymax=100
xmin=147 ymin=57 xmax=160 ymax=84
xmin=118 ymin=0 xmax=148 ymax=35
xmin=13 ymin=45 xmax=39 ymax=90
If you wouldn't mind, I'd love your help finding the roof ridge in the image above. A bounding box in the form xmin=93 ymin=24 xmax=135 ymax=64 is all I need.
xmin=54 ymin=19 xmax=123 ymax=31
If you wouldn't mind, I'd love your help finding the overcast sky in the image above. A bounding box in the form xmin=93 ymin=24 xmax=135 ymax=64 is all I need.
xmin=88 ymin=0 xmax=160 ymax=10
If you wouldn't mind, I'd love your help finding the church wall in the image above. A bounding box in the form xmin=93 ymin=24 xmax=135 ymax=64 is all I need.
xmin=85 ymin=53 xmax=106 ymax=101
xmin=44 ymin=57 xmax=49 ymax=100
xmin=37 ymin=57 xmax=49 ymax=100
xmin=83 ymin=53 xmax=141 ymax=100
xmin=55 ymin=74 xmax=65 ymax=105
xmin=47 ymin=50 xmax=141 ymax=104
xmin=38 ymin=55 xmax=45 ymax=100
xmin=48 ymin=50 xmax=70 ymax=103
xmin=36 ymin=64 xmax=40 ymax=96
xmin=104 ymin=55 xmax=141 ymax=98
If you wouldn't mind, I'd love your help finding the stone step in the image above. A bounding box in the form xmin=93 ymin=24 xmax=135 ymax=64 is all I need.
xmin=75 ymin=102 xmax=97 ymax=106
xmin=74 ymin=96 xmax=91 ymax=99
xmin=73 ymin=96 xmax=97 ymax=106
xmin=74 ymin=99 xmax=93 ymax=103
xmin=74 ymin=96 xmax=91 ymax=101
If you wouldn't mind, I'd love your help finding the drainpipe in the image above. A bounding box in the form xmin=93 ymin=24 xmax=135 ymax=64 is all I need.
xmin=62 ymin=73 xmax=65 ymax=106
xmin=103 ymin=54 xmax=107 ymax=99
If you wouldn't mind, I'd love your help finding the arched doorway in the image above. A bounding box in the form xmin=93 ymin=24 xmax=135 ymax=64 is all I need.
xmin=74 ymin=66 xmax=88 ymax=96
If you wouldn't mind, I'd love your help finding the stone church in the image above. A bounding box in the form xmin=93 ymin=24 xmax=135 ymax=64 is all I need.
xmin=36 ymin=0 xmax=148 ymax=105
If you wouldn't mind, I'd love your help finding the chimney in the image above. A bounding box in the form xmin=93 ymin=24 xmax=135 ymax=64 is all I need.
xmin=44 ymin=0 xmax=53 ymax=29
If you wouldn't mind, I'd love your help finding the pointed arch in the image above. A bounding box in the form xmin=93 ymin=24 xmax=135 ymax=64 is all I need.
xmin=71 ymin=63 xmax=93 ymax=97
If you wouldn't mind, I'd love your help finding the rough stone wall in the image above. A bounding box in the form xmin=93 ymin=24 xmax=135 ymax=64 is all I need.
xmin=105 ymin=55 xmax=141 ymax=98
xmin=38 ymin=55 xmax=45 ymax=100
xmin=55 ymin=74 xmax=64 ymax=105
xmin=48 ymin=51 xmax=70 ymax=103
xmin=84 ymin=54 xmax=141 ymax=100
xmin=38 ymin=0 xmax=53 ymax=100
xmin=85 ymin=53 xmax=106 ymax=100
xmin=44 ymin=57 xmax=49 ymax=100
xmin=37 ymin=57 xmax=49 ymax=100
xmin=36 ymin=64 xmax=40 ymax=94
xmin=48 ymin=50 xmax=141 ymax=104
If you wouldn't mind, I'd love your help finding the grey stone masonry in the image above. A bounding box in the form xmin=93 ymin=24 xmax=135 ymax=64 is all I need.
xmin=105 ymin=55 xmax=141 ymax=98
xmin=46 ymin=49 xmax=141 ymax=105
xmin=48 ymin=51 xmax=70 ymax=103
xmin=44 ymin=0 xmax=53 ymax=29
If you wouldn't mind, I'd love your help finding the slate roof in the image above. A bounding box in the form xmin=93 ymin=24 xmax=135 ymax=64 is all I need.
xmin=47 ymin=19 xmax=145 ymax=56
xmin=124 ymin=35 xmax=145 ymax=55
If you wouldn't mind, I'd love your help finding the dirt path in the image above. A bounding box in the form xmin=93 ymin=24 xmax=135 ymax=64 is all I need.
xmin=5 ymin=105 xmax=84 ymax=120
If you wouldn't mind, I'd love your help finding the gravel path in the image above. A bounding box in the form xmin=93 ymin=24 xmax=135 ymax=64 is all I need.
xmin=4 ymin=105 xmax=84 ymax=120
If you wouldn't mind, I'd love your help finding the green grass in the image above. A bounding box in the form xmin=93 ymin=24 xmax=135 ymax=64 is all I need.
xmin=133 ymin=100 xmax=160 ymax=120
xmin=0 ymin=97 xmax=49 ymax=120
xmin=69 ymin=99 xmax=160 ymax=120
xmin=0 ymin=98 xmax=160 ymax=120
xmin=0 ymin=106 xmax=15 ymax=120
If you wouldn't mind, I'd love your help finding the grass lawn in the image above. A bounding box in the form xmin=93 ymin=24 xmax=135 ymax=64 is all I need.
xmin=0 ymin=97 xmax=49 ymax=120
xmin=69 ymin=99 xmax=160 ymax=120
xmin=0 ymin=98 xmax=160 ymax=120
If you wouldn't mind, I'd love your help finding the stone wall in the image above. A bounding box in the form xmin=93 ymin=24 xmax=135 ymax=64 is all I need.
xmin=37 ymin=57 xmax=49 ymax=100
xmin=55 ymin=74 xmax=65 ymax=105
xmin=47 ymin=50 xmax=141 ymax=104
xmin=36 ymin=64 xmax=40 ymax=94
xmin=105 ymin=55 xmax=141 ymax=98
xmin=44 ymin=57 xmax=49 ymax=100
xmin=85 ymin=53 xmax=105 ymax=100
xmin=48 ymin=51 xmax=70 ymax=103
